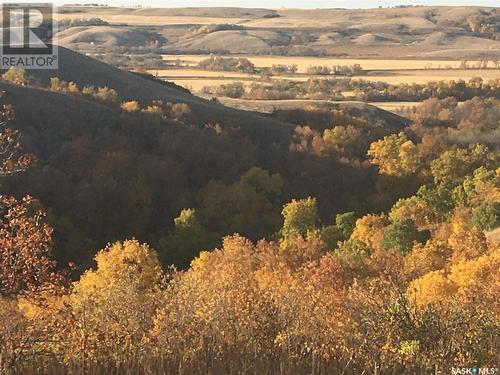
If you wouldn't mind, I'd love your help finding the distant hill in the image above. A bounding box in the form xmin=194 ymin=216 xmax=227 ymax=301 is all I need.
xmin=57 ymin=7 xmax=279 ymax=19
xmin=55 ymin=6 xmax=500 ymax=59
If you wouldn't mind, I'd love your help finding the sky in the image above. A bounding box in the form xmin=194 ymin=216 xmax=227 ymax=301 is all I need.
xmin=49 ymin=0 xmax=499 ymax=8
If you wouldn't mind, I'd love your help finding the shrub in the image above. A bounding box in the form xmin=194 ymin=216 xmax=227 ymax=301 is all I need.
xmin=49 ymin=77 xmax=79 ymax=94
xmin=1 ymin=68 xmax=28 ymax=86
xmin=270 ymin=64 xmax=298 ymax=74
xmin=94 ymin=86 xmax=118 ymax=103
xmin=215 ymin=82 xmax=245 ymax=98
xmin=121 ymin=100 xmax=141 ymax=112
xmin=170 ymin=103 xmax=191 ymax=121
xmin=306 ymin=65 xmax=331 ymax=75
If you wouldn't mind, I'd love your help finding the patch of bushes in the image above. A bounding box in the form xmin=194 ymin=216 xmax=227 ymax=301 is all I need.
xmin=49 ymin=77 xmax=118 ymax=103
xmin=95 ymin=53 xmax=166 ymax=68
xmin=59 ymin=17 xmax=109 ymax=27
xmin=1 ymin=68 xmax=30 ymax=86
xmin=194 ymin=24 xmax=244 ymax=34
xmin=215 ymin=82 xmax=245 ymax=98
xmin=197 ymin=56 xmax=255 ymax=73
xmin=306 ymin=64 xmax=365 ymax=76
xmin=270 ymin=64 xmax=298 ymax=74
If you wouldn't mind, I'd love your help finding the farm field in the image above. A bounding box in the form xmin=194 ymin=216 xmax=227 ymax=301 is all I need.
xmin=150 ymin=55 xmax=499 ymax=113
xmin=151 ymin=67 xmax=499 ymax=87
xmin=167 ymin=78 xmax=254 ymax=92
xmin=149 ymin=69 xmax=257 ymax=78
xmin=161 ymin=54 xmax=497 ymax=71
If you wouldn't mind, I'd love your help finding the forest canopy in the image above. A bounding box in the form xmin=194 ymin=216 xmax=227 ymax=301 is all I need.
xmin=0 ymin=58 xmax=499 ymax=374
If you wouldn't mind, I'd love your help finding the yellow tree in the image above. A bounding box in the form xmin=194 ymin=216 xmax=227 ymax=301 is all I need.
xmin=404 ymin=240 xmax=451 ymax=278
xmin=69 ymin=240 xmax=162 ymax=363
xmin=152 ymin=235 xmax=277 ymax=372
xmin=367 ymin=132 xmax=420 ymax=176
xmin=448 ymin=250 xmax=500 ymax=303
xmin=448 ymin=212 xmax=488 ymax=263
xmin=0 ymin=297 xmax=29 ymax=374
xmin=407 ymin=270 xmax=457 ymax=307
xmin=389 ymin=196 xmax=438 ymax=230
xmin=351 ymin=214 xmax=389 ymax=250
xmin=0 ymin=196 xmax=63 ymax=296
xmin=408 ymin=249 xmax=499 ymax=308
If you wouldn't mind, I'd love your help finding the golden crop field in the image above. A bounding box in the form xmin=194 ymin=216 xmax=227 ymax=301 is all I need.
xmin=55 ymin=13 xmax=244 ymax=26
xmin=153 ymin=69 xmax=499 ymax=85
xmin=166 ymin=79 xmax=254 ymax=92
xmin=149 ymin=69 xmax=257 ymax=79
xmin=161 ymin=54 xmax=497 ymax=72
xmin=150 ymin=67 xmax=499 ymax=93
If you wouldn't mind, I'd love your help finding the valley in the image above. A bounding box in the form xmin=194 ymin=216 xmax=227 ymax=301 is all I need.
xmin=0 ymin=4 xmax=499 ymax=374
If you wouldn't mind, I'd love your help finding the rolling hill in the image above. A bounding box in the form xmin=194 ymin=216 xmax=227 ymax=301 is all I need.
xmin=55 ymin=5 xmax=500 ymax=59
xmin=26 ymin=46 xmax=408 ymax=138
xmin=1 ymin=48 xmax=409 ymax=267
xmin=27 ymin=46 xmax=299 ymax=144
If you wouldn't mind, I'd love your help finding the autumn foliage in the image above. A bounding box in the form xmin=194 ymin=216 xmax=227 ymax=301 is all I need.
xmin=0 ymin=78 xmax=499 ymax=374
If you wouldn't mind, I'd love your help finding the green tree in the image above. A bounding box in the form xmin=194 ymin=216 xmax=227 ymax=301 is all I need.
xmin=198 ymin=167 xmax=284 ymax=239
xmin=417 ymin=183 xmax=455 ymax=221
xmin=158 ymin=208 xmax=215 ymax=269
xmin=281 ymin=197 xmax=319 ymax=239
xmin=389 ymin=196 xmax=437 ymax=229
xmin=215 ymin=82 xmax=245 ymax=98
xmin=335 ymin=211 xmax=356 ymax=238
xmin=335 ymin=238 xmax=371 ymax=264
xmin=430 ymin=145 xmax=491 ymax=186
xmin=382 ymin=218 xmax=429 ymax=255
xmin=471 ymin=202 xmax=500 ymax=231
xmin=320 ymin=225 xmax=343 ymax=249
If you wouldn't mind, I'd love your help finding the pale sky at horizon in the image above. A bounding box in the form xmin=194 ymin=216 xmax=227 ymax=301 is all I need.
xmin=47 ymin=0 xmax=499 ymax=8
